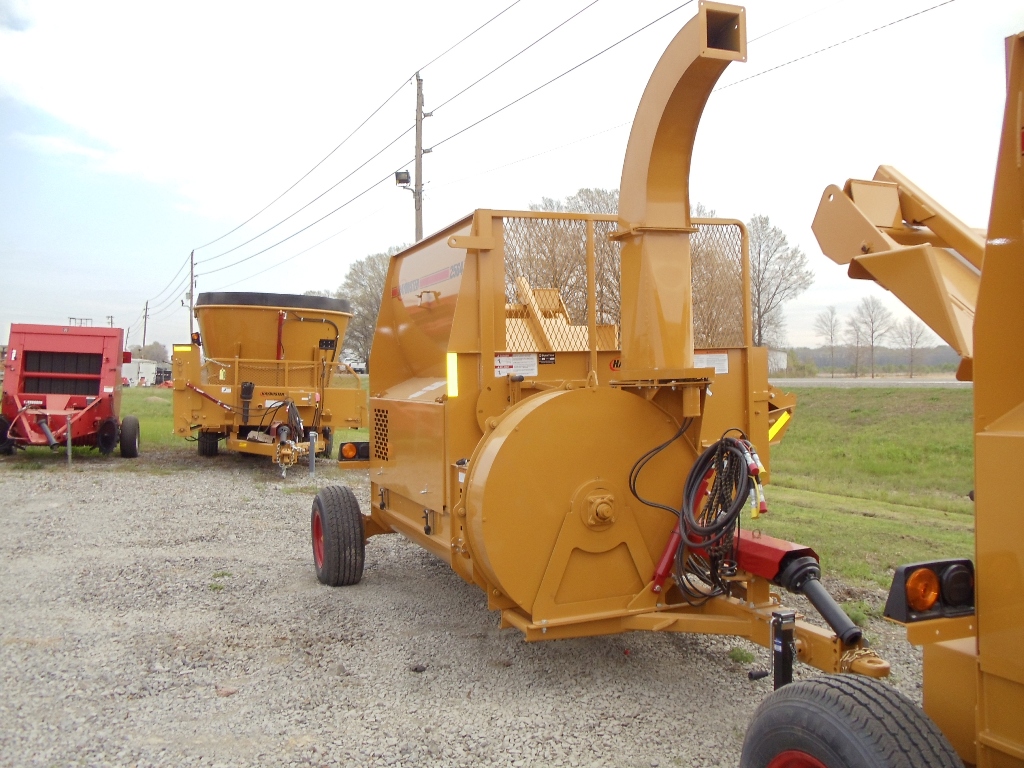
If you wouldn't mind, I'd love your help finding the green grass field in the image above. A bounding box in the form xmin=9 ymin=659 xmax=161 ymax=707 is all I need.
xmin=757 ymin=387 xmax=974 ymax=588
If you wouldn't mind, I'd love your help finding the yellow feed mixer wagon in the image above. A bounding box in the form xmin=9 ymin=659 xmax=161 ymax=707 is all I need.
xmin=309 ymin=3 xmax=969 ymax=765
xmin=172 ymin=292 xmax=368 ymax=475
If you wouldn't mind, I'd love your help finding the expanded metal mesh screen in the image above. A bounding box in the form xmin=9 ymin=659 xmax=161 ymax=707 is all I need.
xmin=372 ymin=408 xmax=389 ymax=461
xmin=498 ymin=216 xmax=744 ymax=353
xmin=692 ymin=221 xmax=745 ymax=349
xmin=502 ymin=217 xmax=620 ymax=353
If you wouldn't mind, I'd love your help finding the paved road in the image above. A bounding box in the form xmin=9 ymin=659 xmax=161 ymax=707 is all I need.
xmin=771 ymin=377 xmax=971 ymax=389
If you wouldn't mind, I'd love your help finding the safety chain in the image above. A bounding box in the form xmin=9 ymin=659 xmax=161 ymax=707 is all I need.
xmin=840 ymin=647 xmax=882 ymax=673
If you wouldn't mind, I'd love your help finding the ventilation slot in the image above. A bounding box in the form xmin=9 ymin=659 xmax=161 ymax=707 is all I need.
xmin=373 ymin=408 xmax=389 ymax=461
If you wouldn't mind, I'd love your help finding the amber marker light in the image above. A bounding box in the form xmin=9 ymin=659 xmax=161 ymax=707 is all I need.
xmin=905 ymin=568 xmax=941 ymax=612
xmin=341 ymin=443 xmax=358 ymax=460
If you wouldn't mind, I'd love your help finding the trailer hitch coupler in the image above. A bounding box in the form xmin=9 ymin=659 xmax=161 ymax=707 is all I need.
xmin=779 ymin=556 xmax=862 ymax=646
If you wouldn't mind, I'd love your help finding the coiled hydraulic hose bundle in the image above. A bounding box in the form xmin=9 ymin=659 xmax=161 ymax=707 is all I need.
xmin=676 ymin=431 xmax=766 ymax=605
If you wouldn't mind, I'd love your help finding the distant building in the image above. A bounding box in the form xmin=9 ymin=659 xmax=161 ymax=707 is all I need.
xmin=768 ymin=349 xmax=789 ymax=375
xmin=122 ymin=358 xmax=171 ymax=386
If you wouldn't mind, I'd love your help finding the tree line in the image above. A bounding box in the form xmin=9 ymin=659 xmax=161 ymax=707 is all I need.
xmin=813 ymin=299 xmax=933 ymax=378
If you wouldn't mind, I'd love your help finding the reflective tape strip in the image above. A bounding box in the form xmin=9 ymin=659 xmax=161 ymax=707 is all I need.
xmin=446 ymin=353 xmax=459 ymax=398
xmin=768 ymin=410 xmax=791 ymax=441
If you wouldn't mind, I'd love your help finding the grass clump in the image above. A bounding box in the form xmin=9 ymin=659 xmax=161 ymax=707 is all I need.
xmin=208 ymin=583 xmax=224 ymax=592
xmin=728 ymin=647 xmax=755 ymax=664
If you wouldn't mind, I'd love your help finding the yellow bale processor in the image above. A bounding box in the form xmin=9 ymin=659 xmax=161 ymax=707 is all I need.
xmin=310 ymin=3 xmax=1001 ymax=766
xmin=172 ymin=292 xmax=368 ymax=475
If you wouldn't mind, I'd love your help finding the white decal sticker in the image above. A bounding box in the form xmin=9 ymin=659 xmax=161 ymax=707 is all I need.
xmin=693 ymin=353 xmax=729 ymax=375
xmin=221 ymin=387 xmax=232 ymax=394
xmin=103 ymin=386 xmax=114 ymax=393
xmin=408 ymin=381 xmax=446 ymax=399
xmin=494 ymin=352 xmax=538 ymax=377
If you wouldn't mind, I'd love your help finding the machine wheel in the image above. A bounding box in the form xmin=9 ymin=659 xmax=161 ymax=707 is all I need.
xmin=0 ymin=416 xmax=14 ymax=455
xmin=311 ymin=485 xmax=364 ymax=586
xmin=740 ymin=675 xmax=963 ymax=768
xmin=316 ymin=427 xmax=334 ymax=459
xmin=197 ymin=431 xmax=220 ymax=457
xmin=119 ymin=415 xmax=140 ymax=458
xmin=97 ymin=418 xmax=119 ymax=455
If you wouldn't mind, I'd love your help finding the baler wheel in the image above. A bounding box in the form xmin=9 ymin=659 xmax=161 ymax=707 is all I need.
xmin=740 ymin=675 xmax=963 ymax=768
xmin=311 ymin=485 xmax=364 ymax=586
xmin=0 ymin=417 xmax=13 ymax=455
xmin=97 ymin=418 xmax=119 ymax=455
xmin=119 ymin=415 xmax=140 ymax=458
xmin=198 ymin=431 xmax=220 ymax=457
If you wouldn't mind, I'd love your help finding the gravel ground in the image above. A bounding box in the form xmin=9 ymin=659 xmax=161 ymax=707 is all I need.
xmin=0 ymin=448 xmax=924 ymax=767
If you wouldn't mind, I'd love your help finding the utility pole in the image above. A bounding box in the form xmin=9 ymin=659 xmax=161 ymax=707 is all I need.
xmin=414 ymin=73 xmax=431 ymax=242
xmin=142 ymin=301 xmax=149 ymax=347
xmin=106 ymin=315 xmax=114 ymax=327
xmin=189 ymin=249 xmax=195 ymax=337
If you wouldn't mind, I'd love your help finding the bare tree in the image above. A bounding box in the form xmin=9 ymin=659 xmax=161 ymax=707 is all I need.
xmin=334 ymin=245 xmax=406 ymax=366
xmin=845 ymin=315 xmax=864 ymax=378
xmin=854 ymin=295 xmax=894 ymax=378
xmin=748 ymin=215 xmax=814 ymax=348
xmin=130 ymin=342 xmax=169 ymax=362
xmin=530 ymin=188 xmax=619 ymax=215
xmin=813 ymin=306 xmax=841 ymax=378
xmin=891 ymin=315 xmax=933 ymax=378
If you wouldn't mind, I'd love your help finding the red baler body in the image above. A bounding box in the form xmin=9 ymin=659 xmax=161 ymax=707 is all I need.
xmin=2 ymin=324 xmax=125 ymax=449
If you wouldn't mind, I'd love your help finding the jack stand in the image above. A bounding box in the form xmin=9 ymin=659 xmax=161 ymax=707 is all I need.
xmin=748 ymin=609 xmax=797 ymax=689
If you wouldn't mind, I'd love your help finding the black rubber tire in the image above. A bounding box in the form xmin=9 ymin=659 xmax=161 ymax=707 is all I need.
xmin=0 ymin=416 xmax=14 ymax=455
xmin=740 ymin=675 xmax=964 ymax=768
xmin=197 ymin=431 xmax=220 ymax=457
xmin=119 ymin=415 xmax=140 ymax=458
xmin=311 ymin=485 xmax=365 ymax=586
xmin=97 ymin=418 xmax=119 ymax=455
xmin=316 ymin=427 xmax=334 ymax=459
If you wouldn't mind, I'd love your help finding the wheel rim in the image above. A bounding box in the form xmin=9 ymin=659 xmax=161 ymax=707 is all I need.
xmin=766 ymin=750 xmax=829 ymax=768
xmin=312 ymin=508 xmax=324 ymax=569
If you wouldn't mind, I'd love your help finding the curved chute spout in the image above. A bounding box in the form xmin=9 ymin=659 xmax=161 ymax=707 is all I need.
xmin=616 ymin=2 xmax=746 ymax=376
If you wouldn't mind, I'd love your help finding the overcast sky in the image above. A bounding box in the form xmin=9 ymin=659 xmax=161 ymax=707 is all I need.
xmin=1 ymin=0 xmax=1021 ymax=350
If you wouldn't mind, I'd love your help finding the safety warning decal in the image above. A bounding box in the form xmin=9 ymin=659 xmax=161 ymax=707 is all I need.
xmin=494 ymin=353 xmax=538 ymax=377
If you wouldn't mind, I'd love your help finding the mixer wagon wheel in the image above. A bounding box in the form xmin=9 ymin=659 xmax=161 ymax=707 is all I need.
xmin=119 ymin=416 xmax=140 ymax=458
xmin=97 ymin=418 xmax=119 ymax=455
xmin=316 ymin=427 xmax=334 ymax=460
xmin=0 ymin=417 xmax=13 ymax=455
xmin=740 ymin=675 xmax=963 ymax=768
xmin=197 ymin=431 xmax=220 ymax=457
xmin=311 ymin=485 xmax=364 ymax=587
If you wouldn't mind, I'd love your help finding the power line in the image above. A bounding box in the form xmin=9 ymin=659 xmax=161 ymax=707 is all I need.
xmin=432 ymin=0 xmax=602 ymax=113
xmin=190 ymin=1 xmax=523 ymax=255
xmin=196 ymin=124 xmax=414 ymax=265
xmin=199 ymin=164 xmax=410 ymax=278
xmin=430 ymin=0 xmax=695 ymax=152
xmin=145 ymin=252 xmax=190 ymax=303
xmin=716 ymin=0 xmax=958 ymax=91
xmin=747 ymin=1 xmax=844 ymax=44
xmin=198 ymin=1 xmax=687 ymax=278
xmin=427 ymin=119 xmax=631 ymax=194
xmin=418 ymin=0 xmax=523 ymax=72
